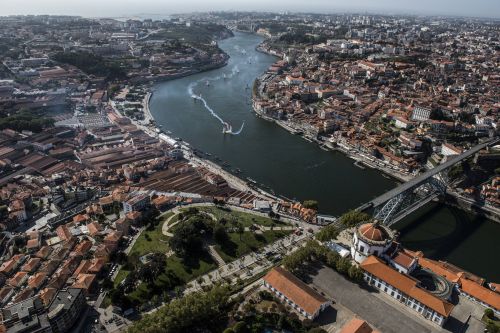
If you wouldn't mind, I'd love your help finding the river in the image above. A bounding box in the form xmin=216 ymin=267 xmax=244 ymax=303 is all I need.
xmin=149 ymin=32 xmax=500 ymax=281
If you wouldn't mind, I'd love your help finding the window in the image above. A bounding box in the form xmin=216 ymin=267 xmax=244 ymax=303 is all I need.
xmin=359 ymin=245 xmax=365 ymax=253
xmin=391 ymin=291 xmax=395 ymax=297
xmin=384 ymin=287 xmax=388 ymax=293
xmin=373 ymin=250 xmax=378 ymax=256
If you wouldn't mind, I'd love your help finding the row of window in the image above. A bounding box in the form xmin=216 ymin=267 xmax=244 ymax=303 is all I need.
xmin=364 ymin=273 xmax=443 ymax=325
xmin=265 ymin=284 xmax=312 ymax=318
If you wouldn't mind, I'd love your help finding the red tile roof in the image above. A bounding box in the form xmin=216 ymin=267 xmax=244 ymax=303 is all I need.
xmin=263 ymin=267 xmax=329 ymax=316
xmin=361 ymin=256 xmax=454 ymax=317
xmin=340 ymin=318 xmax=380 ymax=333
xmin=460 ymin=278 xmax=500 ymax=311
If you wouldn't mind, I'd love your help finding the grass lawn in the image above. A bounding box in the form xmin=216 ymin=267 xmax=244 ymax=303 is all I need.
xmin=215 ymin=230 xmax=292 ymax=262
xmin=197 ymin=206 xmax=284 ymax=228
xmin=126 ymin=253 xmax=216 ymax=304
xmin=128 ymin=212 xmax=173 ymax=257
xmin=114 ymin=269 xmax=130 ymax=287
xmin=165 ymin=253 xmax=216 ymax=283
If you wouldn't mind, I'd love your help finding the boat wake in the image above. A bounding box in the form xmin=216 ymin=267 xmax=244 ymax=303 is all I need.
xmin=188 ymin=66 xmax=244 ymax=135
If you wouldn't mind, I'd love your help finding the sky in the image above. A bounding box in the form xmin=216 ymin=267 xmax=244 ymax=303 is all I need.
xmin=1 ymin=0 xmax=499 ymax=19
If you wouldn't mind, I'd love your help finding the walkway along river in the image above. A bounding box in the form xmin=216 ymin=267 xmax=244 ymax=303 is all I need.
xmin=149 ymin=32 xmax=500 ymax=281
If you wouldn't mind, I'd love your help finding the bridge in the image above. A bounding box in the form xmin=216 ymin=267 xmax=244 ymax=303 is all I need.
xmin=358 ymin=137 xmax=499 ymax=226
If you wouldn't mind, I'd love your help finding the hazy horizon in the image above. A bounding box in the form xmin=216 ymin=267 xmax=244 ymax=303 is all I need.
xmin=1 ymin=0 xmax=499 ymax=19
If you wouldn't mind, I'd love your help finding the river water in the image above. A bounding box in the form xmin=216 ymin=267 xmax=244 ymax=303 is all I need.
xmin=150 ymin=32 xmax=500 ymax=281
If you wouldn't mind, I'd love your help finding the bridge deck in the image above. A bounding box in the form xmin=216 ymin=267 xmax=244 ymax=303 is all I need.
xmin=370 ymin=138 xmax=499 ymax=207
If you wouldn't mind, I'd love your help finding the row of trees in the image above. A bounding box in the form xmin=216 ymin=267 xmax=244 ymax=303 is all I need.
xmin=127 ymin=285 xmax=232 ymax=333
xmin=337 ymin=210 xmax=372 ymax=228
xmin=315 ymin=224 xmax=340 ymax=242
xmin=283 ymin=241 xmax=364 ymax=283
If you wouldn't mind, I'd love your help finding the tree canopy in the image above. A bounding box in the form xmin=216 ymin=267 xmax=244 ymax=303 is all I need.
xmin=53 ymin=51 xmax=126 ymax=81
xmin=338 ymin=210 xmax=371 ymax=227
xmin=127 ymin=285 xmax=232 ymax=333
xmin=169 ymin=214 xmax=213 ymax=257
xmin=0 ymin=111 xmax=54 ymax=132
xmin=303 ymin=200 xmax=319 ymax=210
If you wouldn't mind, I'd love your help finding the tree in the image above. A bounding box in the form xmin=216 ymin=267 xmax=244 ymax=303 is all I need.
xmin=486 ymin=322 xmax=499 ymax=333
xmin=484 ymin=308 xmax=494 ymax=319
xmin=236 ymin=222 xmax=244 ymax=240
xmin=169 ymin=214 xmax=212 ymax=257
xmin=214 ymin=225 xmax=229 ymax=245
xmin=348 ymin=265 xmax=364 ymax=282
xmin=232 ymin=321 xmax=249 ymax=333
xmin=315 ymin=224 xmax=340 ymax=242
xmin=338 ymin=210 xmax=371 ymax=227
xmin=303 ymin=200 xmax=319 ymax=210
xmin=335 ymin=257 xmax=352 ymax=274
xmin=127 ymin=285 xmax=232 ymax=333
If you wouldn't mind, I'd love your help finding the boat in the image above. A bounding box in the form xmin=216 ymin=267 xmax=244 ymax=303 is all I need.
xmin=223 ymin=74 xmax=227 ymax=80
xmin=222 ymin=122 xmax=232 ymax=134
xmin=205 ymin=81 xmax=210 ymax=86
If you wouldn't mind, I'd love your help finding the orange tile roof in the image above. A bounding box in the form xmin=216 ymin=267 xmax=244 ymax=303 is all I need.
xmin=56 ymin=225 xmax=73 ymax=242
xmin=104 ymin=230 xmax=122 ymax=243
xmin=263 ymin=267 xmax=329 ymax=316
xmin=126 ymin=210 xmax=142 ymax=221
xmin=27 ymin=272 xmax=47 ymax=289
xmin=73 ymin=239 xmax=93 ymax=256
xmin=0 ymin=259 xmax=17 ymax=275
xmin=418 ymin=257 xmax=485 ymax=285
xmin=72 ymin=273 xmax=96 ymax=291
xmin=361 ymin=256 xmax=454 ymax=317
xmin=340 ymin=318 xmax=378 ymax=333
xmin=21 ymin=258 xmax=41 ymax=273
xmin=26 ymin=238 xmax=40 ymax=249
xmin=7 ymin=271 xmax=28 ymax=288
xmin=392 ymin=251 xmax=415 ymax=269
xmin=460 ymin=278 xmax=500 ymax=311
xmin=39 ymin=287 xmax=58 ymax=306
xmin=73 ymin=260 xmax=91 ymax=277
xmin=34 ymin=246 xmax=52 ymax=259
xmin=87 ymin=221 xmax=102 ymax=236
xmin=73 ymin=214 xmax=89 ymax=224
xmin=88 ymin=258 xmax=106 ymax=274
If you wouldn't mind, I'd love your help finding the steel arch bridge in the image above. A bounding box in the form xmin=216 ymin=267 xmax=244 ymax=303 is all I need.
xmin=358 ymin=137 xmax=499 ymax=227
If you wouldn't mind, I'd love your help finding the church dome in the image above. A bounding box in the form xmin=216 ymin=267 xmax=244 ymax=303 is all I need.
xmin=358 ymin=222 xmax=389 ymax=242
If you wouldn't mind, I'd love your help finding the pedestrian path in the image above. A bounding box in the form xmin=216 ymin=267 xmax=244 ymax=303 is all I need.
xmin=208 ymin=245 xmax=226 ymax=267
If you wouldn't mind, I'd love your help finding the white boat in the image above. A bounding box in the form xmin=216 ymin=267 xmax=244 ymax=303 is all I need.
xmin=222 ymin=122 xmax=232 ymax=134
xmin=205 ymin=81 xmax=210 ymax=86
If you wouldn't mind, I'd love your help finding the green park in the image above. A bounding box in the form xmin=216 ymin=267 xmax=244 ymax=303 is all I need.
xmin=108 ymin=205 xmax=292 ymax=309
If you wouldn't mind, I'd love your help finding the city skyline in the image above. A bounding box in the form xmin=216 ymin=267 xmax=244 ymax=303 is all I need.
xmin=2 ymin=0 xmax=500 ymax=19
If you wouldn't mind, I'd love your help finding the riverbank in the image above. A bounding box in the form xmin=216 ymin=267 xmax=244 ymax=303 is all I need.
xmin=252 ymin=104 xmax=412 ymax=183
xmin=118 ymin=86 xmax=283 ymax=207
xmin=446 ymin=191 xmax=500 ymax=224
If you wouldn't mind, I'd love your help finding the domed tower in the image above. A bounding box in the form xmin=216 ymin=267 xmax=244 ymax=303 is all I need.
xmin=351 ymin=220 xmax=396 ymax=263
